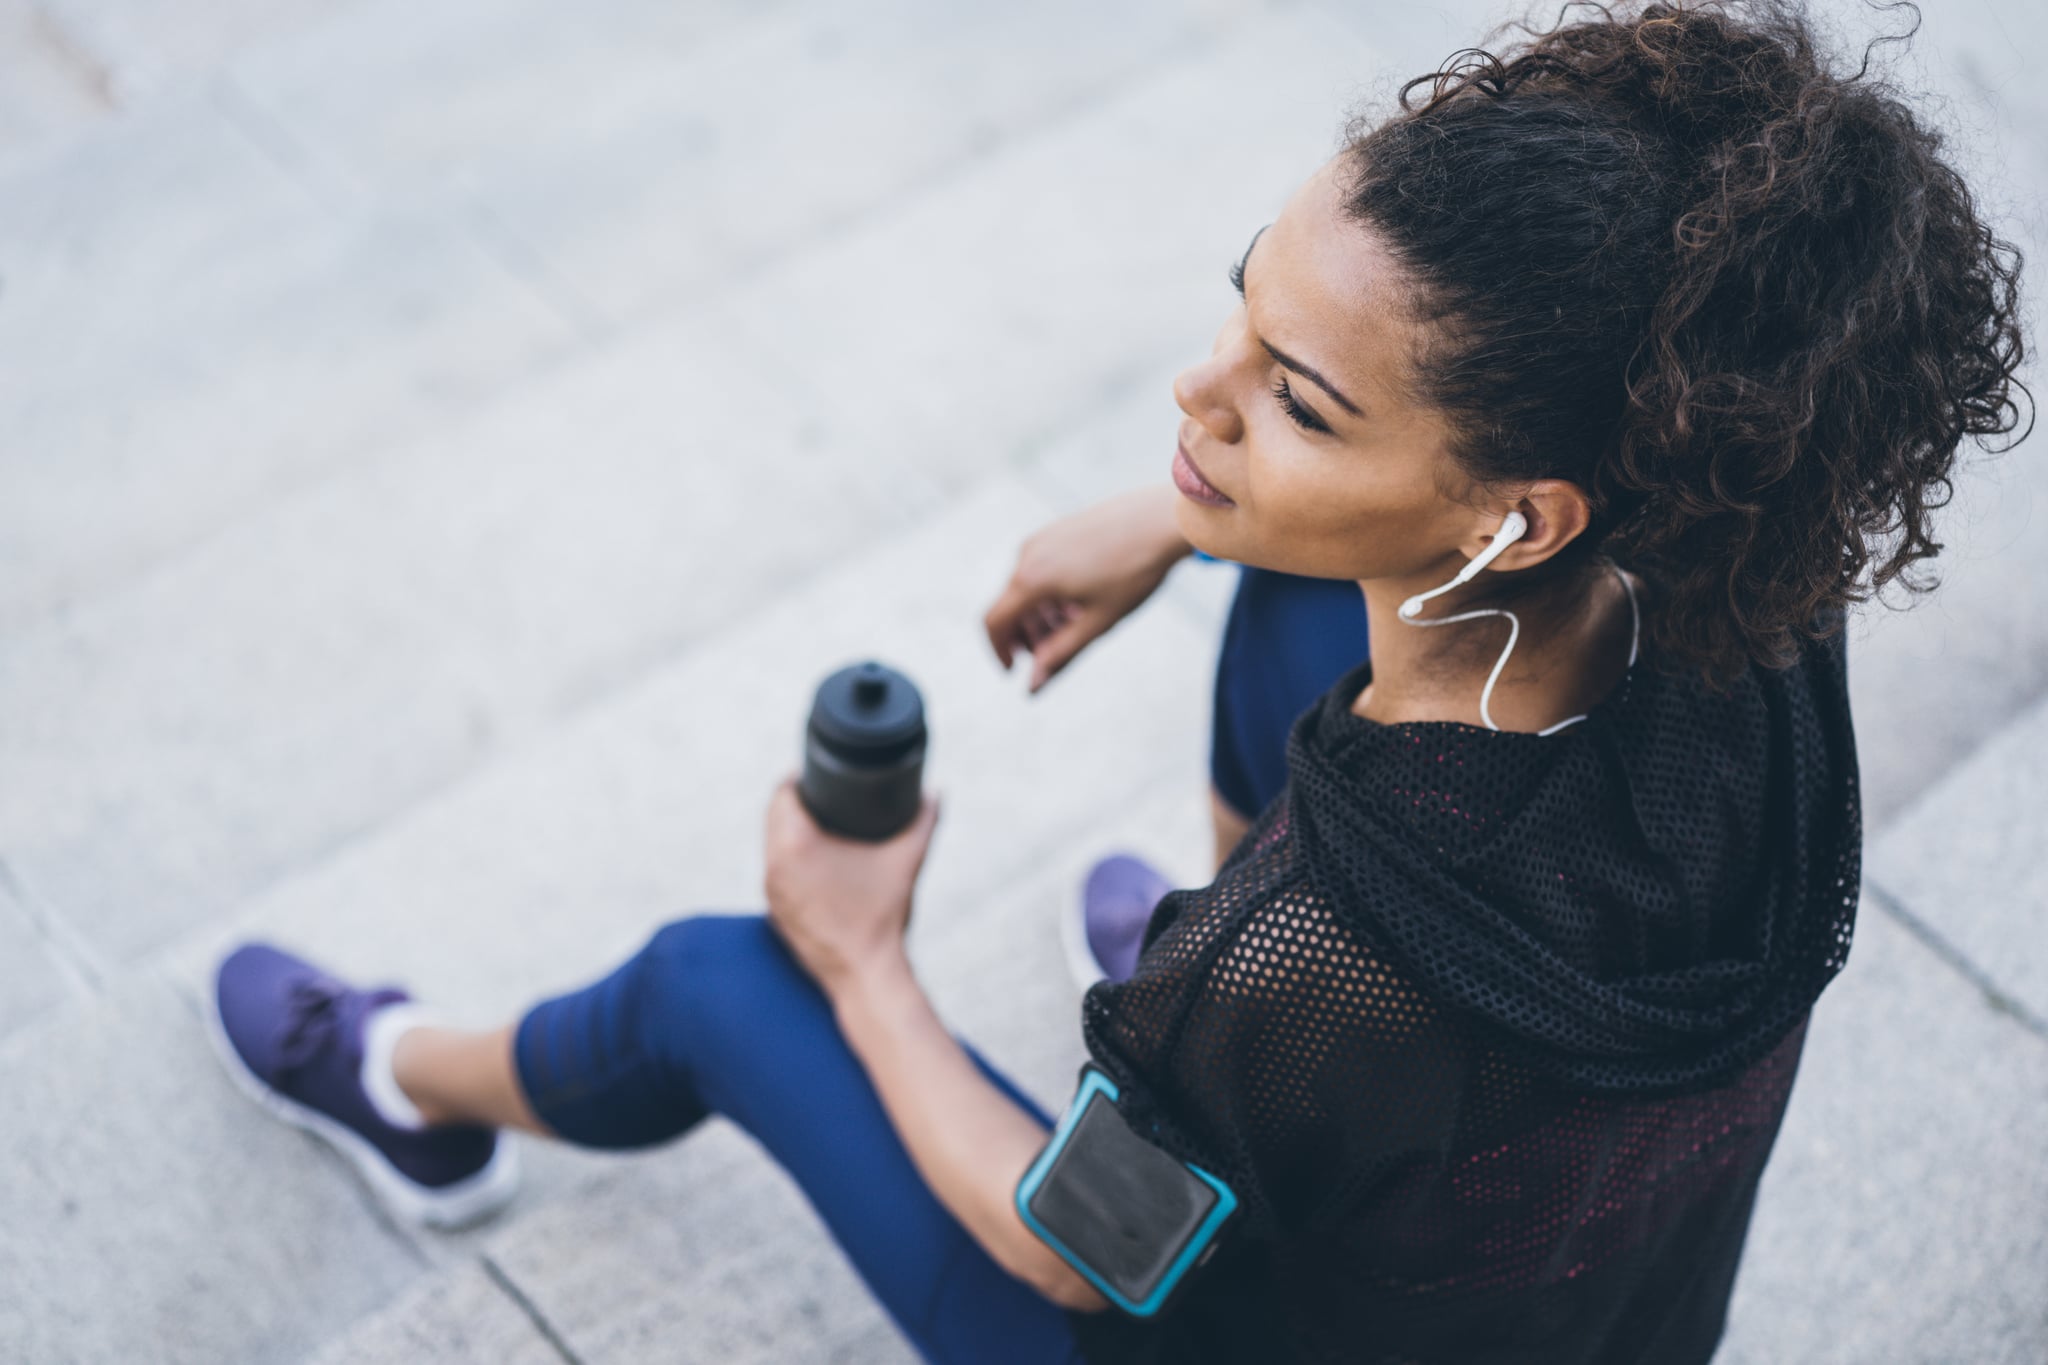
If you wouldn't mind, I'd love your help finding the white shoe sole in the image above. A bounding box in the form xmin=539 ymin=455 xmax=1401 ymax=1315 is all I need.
xmin=203 ymin=977 xmax=520 ymax=1231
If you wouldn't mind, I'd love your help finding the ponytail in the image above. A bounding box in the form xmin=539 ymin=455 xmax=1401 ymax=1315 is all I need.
xmin=1343 ymin=0 xmax=2029 ymax=685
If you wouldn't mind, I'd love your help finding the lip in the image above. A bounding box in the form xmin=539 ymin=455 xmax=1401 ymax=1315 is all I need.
xmin=1172 ymin=442 xmax=1235 ymax=507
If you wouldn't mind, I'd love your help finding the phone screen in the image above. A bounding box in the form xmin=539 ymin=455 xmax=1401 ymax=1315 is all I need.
xmin=1024 ymin=1087 xmax=1224 ymax=1307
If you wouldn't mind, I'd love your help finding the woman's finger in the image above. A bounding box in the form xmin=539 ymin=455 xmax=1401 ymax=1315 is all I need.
xmin=982 ymin=580 xmax=1040 ymax=669
xmin=1027 ymin=612 xmax=1101 ymax=693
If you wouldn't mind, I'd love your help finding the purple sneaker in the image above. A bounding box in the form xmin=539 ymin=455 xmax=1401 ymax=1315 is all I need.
xmin=206 ymin=943 xmax=518 ymax=1229
xmin=1063 ymin=854 xmax=1173 ymax=989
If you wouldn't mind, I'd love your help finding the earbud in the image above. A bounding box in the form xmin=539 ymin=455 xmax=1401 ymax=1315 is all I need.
xmin=1388 ymin=514 xmax=1637 ymax=734
xmin=1399 ymin=511 xmax=1528 ymax=620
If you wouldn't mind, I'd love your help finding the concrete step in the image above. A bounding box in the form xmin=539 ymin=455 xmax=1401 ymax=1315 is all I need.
xmin=298 ymin=1258 xmax=567 ymax=1365
xmin=1719 ymin=902 xmax=2048 ymax=1364
xmin=0 ymin=973 xmax=426 ymax=1365
xmin=226 ymin=0 xmax=1266 ymax=331
xmin=1866 ymin=690 xmax=2048 ymax=1036
xmin=0 ymin=93 xmax=580 ymax=628
xmin=475 ymin=1120 xmax=920 ymax=1365
xmin=724 ymin=3 xmax=1384 ymax=499
xmin=0 ymin=306 xmax=938 ymax=974
xmin=1720 ymin=691 xmax=2048 ymax=1363
xmin=0 ymin=0 xmax=1329 ymax=988
xmin=1838 ymin=446 xmax=2047 ymax=831
xmin=0 ymin=866 xmax=87 ymax=1037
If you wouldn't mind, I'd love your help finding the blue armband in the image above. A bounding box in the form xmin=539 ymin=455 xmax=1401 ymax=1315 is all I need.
xmin=1190 ymin=549 xmax=1224 ymax=564
xmin=1015 ymin=1068 xmax=1238 ymax=1317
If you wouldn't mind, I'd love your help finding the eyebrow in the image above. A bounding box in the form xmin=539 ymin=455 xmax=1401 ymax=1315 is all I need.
xmin=1240 ymin=225 xmax=1366 ymax=419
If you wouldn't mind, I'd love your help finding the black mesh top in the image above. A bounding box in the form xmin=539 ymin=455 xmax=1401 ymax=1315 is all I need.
xmin=1064 ymin=604 xmax=1860 ymax=1365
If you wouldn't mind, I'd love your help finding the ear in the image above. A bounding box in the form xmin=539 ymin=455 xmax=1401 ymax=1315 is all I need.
xmin=1482 ymin=479 xmax=1591 ymax=572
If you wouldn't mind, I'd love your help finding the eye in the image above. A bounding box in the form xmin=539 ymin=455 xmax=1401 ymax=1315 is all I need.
xmin=1272 ymin=375 xmax=1330 ymax=434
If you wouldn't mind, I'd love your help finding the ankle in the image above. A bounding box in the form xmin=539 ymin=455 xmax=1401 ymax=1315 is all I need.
xmin=389 ymin=1022 xmax=493 ymax=1128
xmin=362 ymin=1003 xmax=440 ymax=1130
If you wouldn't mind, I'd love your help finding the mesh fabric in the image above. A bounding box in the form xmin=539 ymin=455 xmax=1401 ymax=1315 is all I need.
xmin=1066 ymin=607 xmax=1859 ymax=1364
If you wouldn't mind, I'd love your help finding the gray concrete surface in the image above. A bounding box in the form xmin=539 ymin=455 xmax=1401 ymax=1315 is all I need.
xmin=0 ymin=976 xmax=427 ymax=1363
xmin=298 ymin=1258 xmax=570 ymax=1365
xmin=1 ymin=1 xmax=2043 ymax=1362
xmin=0 ymin=97 xmax=580 ymax=627
xmin=0 ymin=865 xmax=83 ymax=1043
xmin=1868 ymin=692 xmax=2048 ymax=1030
xmin=1719 ymin=904 xmax=2048 ymax=1365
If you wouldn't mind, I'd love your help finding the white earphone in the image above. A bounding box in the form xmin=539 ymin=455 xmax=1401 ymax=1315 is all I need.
xmin=1399 ymin=511 xmax=1528 ymax=622
xmin=1390 ymin=510 xmax=1638 ymax=735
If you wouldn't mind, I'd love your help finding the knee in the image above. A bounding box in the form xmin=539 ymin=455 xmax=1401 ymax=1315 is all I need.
xmin=640 ymin=912 xmax=783 ymax=972
xmin=625 ymin=914 xmax=818 ymax=1062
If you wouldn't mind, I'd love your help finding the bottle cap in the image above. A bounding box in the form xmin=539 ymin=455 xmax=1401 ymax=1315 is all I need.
xmin=807 ymin=661 xmax=926 ymax=765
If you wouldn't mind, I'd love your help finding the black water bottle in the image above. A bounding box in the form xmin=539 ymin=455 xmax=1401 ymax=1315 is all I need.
xmin=799 ymin=661 xmax=927 ymax=840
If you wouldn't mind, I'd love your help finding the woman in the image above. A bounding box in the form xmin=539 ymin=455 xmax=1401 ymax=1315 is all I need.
xmin=209 ymin=3 xmax=2026 ymax=1361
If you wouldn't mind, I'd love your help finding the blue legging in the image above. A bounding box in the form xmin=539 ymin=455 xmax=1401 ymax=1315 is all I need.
xmin=513 ymin=913 xmax=1087 ymax=1365
xmin=1210 ymin=564 xmax=1371 ymax=824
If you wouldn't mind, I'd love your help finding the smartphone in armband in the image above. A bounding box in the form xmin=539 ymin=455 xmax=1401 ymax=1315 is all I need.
xmin=1014 ymin=1067 xmax=1238 ymax=1318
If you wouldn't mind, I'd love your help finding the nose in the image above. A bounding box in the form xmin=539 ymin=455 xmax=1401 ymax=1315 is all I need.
xmin=1172 ymin=341 xmax=1245 ymax=445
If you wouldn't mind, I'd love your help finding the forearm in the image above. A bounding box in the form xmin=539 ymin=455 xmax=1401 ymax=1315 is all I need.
xmin=832 ymin=951 xmax=1110 ymax=1313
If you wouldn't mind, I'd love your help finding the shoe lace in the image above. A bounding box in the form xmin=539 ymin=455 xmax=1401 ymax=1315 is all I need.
xmin=277 ymin=978 xmax=347 ymax=1077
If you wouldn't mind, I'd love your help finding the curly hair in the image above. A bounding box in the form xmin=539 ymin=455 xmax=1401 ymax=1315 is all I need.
xmin=1341 ymin=0 xmax=2030 ymax=686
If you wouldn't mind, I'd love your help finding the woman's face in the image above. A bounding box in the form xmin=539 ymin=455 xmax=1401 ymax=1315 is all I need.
xmin=1170 ymin=160 xmax=1476 ymax=582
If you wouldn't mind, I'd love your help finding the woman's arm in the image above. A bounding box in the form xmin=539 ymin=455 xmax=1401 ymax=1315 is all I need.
xmin=831 ymin=949 xmax=1110 ymax=1312
xmin=759 ymin=777 xmax=1108 ymax=1312
xmin=983 ymin=483 xmax=1195 ymax=694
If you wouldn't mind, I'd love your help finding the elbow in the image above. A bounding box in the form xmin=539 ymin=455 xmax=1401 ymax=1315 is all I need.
xmin=1045 ymin=1274 xmax=1112 ymax=1314
xmin=1006 ymin=1243 xmax=1111 ymax=1313
xmin=1006 ymin=1179 xmax=1110 ymax=1310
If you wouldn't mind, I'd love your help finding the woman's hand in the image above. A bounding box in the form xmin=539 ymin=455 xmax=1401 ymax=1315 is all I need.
xmin=762 ymin=775 xmax=943 ymax=999
xmin=983 ymin=485 xmax=1192 ymax=693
